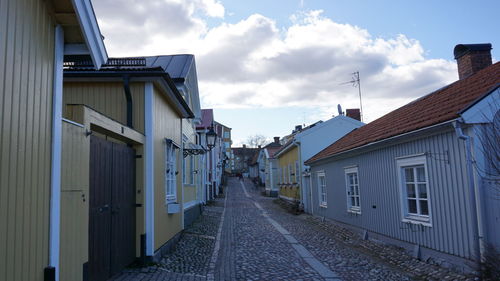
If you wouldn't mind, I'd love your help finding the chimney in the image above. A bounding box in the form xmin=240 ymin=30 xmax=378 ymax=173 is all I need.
xmin=273 ymin=137 xmax=280 ymax=144
xmin=346 ymin=108 xmax=361 ymax=121
xmin=258 ymin=145 xmax=261 ymax=149
xmin=295 ymin=125 xmax=303 ymax=132
xmin=243 ymin=144 xmax=246 ymax=148
xmin=454 ymin=43 xmax=492 ymax=79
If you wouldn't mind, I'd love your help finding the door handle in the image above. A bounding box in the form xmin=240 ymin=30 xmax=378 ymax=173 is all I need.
xmin=99 ymin=204 xmax=110 ymax=213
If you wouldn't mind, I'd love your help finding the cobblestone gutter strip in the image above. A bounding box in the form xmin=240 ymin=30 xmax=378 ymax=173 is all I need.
xmin=266 ymin=196 xmax=479 ymax=281
xmin=248 ymin=184 xmax=342 ymax=281
xmin=303 ymin=215 xmax=479 ymax=281
xmin=206 ymin=189 xmax=228 ymax=281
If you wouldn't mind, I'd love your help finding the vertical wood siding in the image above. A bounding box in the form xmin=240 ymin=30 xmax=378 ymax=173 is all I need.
xmin=63 ymin=82 xmax=145 ymax=134
xmin=60 ymin=122 xmax=90 ymax=281
xmin=311 ymin=129 xmax=476 ymax=260
xmin=152 ymin=86 xmax=182 ymax=250
xmin=0 ymin=0 xmax=55 ymax=280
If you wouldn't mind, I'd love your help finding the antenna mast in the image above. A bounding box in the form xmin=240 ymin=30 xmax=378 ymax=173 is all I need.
xmin=340 ymin=71 xmax=364 ymax=122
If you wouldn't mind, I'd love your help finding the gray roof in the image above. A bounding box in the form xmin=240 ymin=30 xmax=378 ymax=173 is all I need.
xmin=144 ymin=55 xmax=194 ymax=81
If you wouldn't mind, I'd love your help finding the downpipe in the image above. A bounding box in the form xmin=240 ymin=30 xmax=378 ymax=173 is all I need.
xmin=453 ymin=119 xmax=485 ymax=266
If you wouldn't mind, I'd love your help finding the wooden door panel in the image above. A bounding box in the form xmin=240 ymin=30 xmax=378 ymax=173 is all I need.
xmin=89 ymin=136 xmax=113 ymax=281
xmin=110 ymin=143 xmax=136 ymax=276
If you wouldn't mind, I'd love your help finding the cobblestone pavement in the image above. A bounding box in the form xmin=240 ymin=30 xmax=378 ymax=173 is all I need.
xmin=111 ymin=177 xmax=475 ymax=281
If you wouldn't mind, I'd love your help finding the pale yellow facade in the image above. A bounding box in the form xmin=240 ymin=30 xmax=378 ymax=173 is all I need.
xmin=60 ymin=121 xmax=89 ymax=281
xmin=152 ymin=86 xmax=184 ymax=250
xmin=64 ymin=82 xmax=145 ymax=133
xmin=277 ymin=146 xmax=301 ymax=201
xmin=59 ymin=80 xmax=187 ymax=279
xmin=0 ymin=0 xmax=55 ymax=280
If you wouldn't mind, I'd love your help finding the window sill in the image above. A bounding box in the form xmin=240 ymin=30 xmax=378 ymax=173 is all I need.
xmin=319 ymin=204 xmax=327 ymax=208
xmin=347 ymin=208 xmax=361 ymax=215
xmin=166 ymin=197 xmax=177 ymax=204
xmin=402 ymin=217 xmax=432 ymax=227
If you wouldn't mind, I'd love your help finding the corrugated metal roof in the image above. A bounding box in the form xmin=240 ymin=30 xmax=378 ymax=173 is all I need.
xmin=145 ymin=55 xmax=194 ymax=80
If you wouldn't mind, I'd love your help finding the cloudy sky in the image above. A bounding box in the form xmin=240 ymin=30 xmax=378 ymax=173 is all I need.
xmin=92 ymin=0 xmax=499 ymax=146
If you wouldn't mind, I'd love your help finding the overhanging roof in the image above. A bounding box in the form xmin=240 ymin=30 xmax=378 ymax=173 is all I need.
xmin=53 ymin=0 xmax=108 ymax=68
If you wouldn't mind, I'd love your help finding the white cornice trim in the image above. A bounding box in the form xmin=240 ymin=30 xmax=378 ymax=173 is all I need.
xmin=71 ymin=0 xmax=108 ymax=69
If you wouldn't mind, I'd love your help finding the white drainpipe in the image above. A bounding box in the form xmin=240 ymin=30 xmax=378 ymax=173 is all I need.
xmin=453 ymin=119 xmax=484 ymax=264
xmin=49 ymin=25 xmax=64 ymax=281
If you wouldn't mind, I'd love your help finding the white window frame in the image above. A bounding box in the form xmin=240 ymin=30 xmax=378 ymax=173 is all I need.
xmin=396 ymin=154 xmax=432 ymax=226
xmin=344 ymin=166 xmax=361 ymax=213
xmin=317 ymin=171 xmax=327 ymax=207
xmin=278 ymin=167 xmax=282 ymax=184
xmin=288 ymin=163 xmax=293 ymax=183
xmin=295 ymin=161 xmax=300 ymax=183
xmin=165 ymin=142 xmax=177 ymax=203
xmin=189 ymin=155 xmax=195 ymax=185
xmin=282 ymin=165 xmax=286 ymax=183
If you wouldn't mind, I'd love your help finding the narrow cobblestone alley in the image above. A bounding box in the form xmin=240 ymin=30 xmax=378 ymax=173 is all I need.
xmin=111 ymin=177 xmax=474 ymax=281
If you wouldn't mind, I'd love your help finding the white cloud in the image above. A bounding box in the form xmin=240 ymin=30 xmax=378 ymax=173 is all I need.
xmin=92 ymin=3 xmax=458 ymax=123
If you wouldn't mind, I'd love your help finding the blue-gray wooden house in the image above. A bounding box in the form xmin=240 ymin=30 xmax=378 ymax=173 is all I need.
xmin=305 ymin=44 xmax=500 ymax=271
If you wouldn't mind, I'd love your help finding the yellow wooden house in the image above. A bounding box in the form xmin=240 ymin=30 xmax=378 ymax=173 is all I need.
xmin=60 ymin=55 xmax=198 ymax=281
xmin=0 ymin=0 xmax=107 ymax=280
xmin=276 ymin=143 xmax=301 ymax=203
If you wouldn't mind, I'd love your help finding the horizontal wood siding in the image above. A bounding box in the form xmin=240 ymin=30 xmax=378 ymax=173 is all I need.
xmin=153 ymin=86 xmax=182 ymax=250
xmin=63 ymin=82 xmax=145 ymax=134
xmin=311 ymin=129 xmax=475 ymax=260
xmin=0 ymin=0 xmax=55 ymax=280
xmin=60 ymin=122 xmax=90 ymax=281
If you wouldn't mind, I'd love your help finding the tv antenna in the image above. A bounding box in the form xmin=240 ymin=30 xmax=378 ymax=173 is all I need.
xmin=340 ymin=71 xmax=364 ymax=122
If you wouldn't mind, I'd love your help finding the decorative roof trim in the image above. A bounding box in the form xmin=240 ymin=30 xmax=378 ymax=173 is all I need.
xmin=71 ymin=0 xmax=108 ymax=69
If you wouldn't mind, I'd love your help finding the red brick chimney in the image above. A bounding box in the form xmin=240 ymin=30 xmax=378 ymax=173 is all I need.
xmin=346 ymin=108 xmax=361 ymax=121
xmin=454 ymin=43 xmax=492 ymax=80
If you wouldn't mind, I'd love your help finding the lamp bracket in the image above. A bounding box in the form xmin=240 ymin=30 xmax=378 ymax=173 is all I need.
xmin=183 ymin=148 xmax=206 ymax=158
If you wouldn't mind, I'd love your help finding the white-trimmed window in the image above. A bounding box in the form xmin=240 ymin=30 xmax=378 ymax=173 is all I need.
xmin=397 ymin=155 xmax=431 ymax=225
xmin=345 ymin=167 xmax=361 ymax=213
xmin=317 ymin=172 xmax=327 ymax=207
xmin=278 ymin=167 xmax=282 ymax=184
xmin=189 ymin=155 xmax=195 ymax=184
xmin=295 ymin=161 xmax=300 ymax=183
xmin=165 ymin=141 xmax=177 ymax=202
xmin=288 ymin=163 xmax=293 ymax=183
xmin=282 ymin=165 xmax=286 ymax=183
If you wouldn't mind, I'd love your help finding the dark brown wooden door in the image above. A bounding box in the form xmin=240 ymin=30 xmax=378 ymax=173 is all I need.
xmin=89 ymin=136 xmax=136 ymax=281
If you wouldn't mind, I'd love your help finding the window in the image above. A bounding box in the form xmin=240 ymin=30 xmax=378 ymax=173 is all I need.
xmin=397 ymin=155 xmax=431 ymax=225
xmin=278 ymin=167 xmax=282 ymax=184
xmin=288 ymin=163 xmax=293 ymax=183
xmin=317 ymin=172 xmax=327 ymax=207
xmin=189 ymin=155 xmax=195 ymax=184
xmin=182 ymin=152 xmax=187 ymax=184
xmin=345 ymin=167 xmax=360 ymax=213
xmin=224 ymin=131 xmax=230 ymax=138
xmin=282 ymin=165 xmax=286 ymax=183
xmin=165 ymin=141 xmax=177 ymax=202
xmin=295 ymin=161 xmax=300 ymax=183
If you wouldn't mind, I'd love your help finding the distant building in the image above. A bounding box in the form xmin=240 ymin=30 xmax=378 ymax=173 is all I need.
xmin=231 ymin=145 xmax=260 ymax=175
xmin=275 ymin=115 xmax=363 ymax=209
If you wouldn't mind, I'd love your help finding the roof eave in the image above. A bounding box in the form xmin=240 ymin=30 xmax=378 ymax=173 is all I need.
xmin=71 ymin=0 xmax=108 ymax=69
xmin=63 ymin=70 xmax=194 ymax=118
xmin=305 ymin=119 xmax=457 ymax=165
